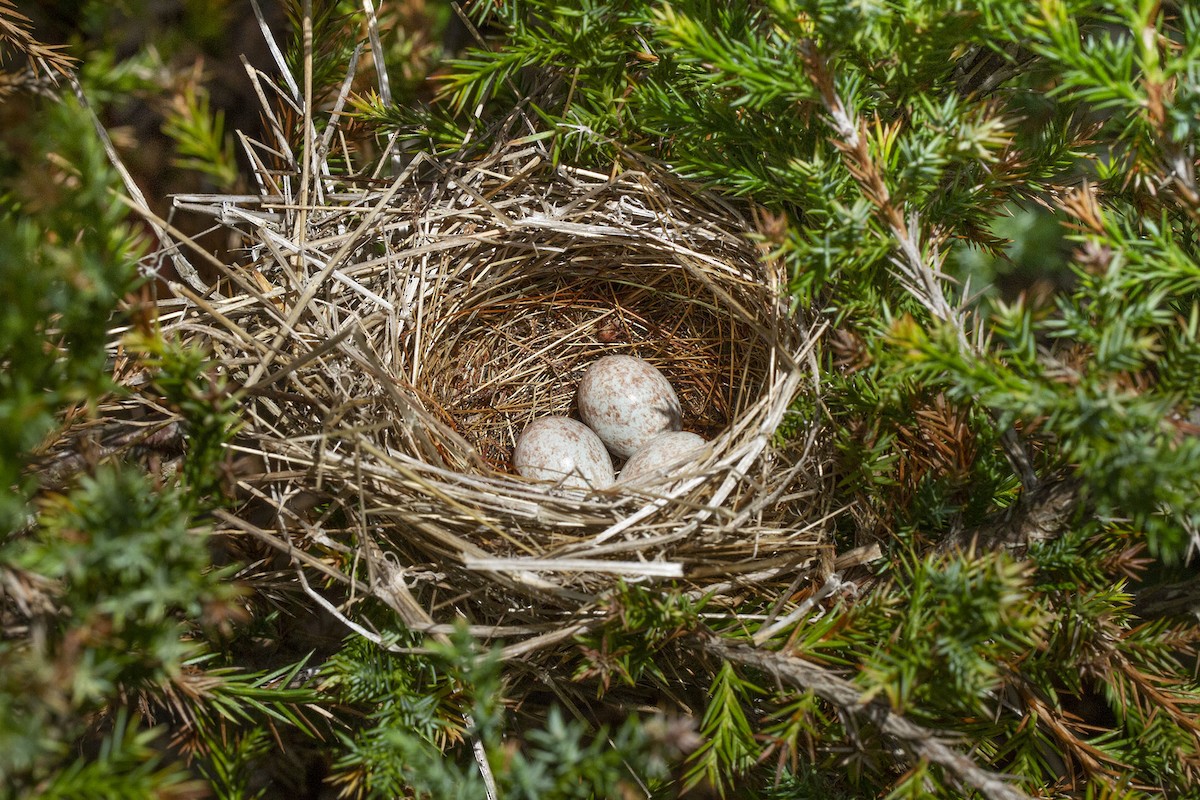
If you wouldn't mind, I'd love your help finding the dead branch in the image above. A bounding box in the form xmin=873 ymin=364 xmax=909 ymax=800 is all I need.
xmin=703 ymin=636 xmax=1034 ymax=800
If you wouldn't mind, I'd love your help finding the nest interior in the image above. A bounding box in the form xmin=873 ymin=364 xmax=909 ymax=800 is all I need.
xmin=415 ymin=229 xmax=767 ymax=473
xmin=141 ymin=122 xmax=836 ymax=638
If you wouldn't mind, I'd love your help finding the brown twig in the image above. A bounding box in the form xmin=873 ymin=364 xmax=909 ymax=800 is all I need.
xmin=935 ymin=476 xmax=1082 ymax=555
xmin=703 ymin=636 xmax=1035 ymax=800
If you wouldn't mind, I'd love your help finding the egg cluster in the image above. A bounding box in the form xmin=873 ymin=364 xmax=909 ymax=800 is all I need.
xmin=512 ymin=355 xmax=708 ymax=489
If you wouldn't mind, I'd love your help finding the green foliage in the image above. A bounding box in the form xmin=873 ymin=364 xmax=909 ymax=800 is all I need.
xmin=0 ymin=19 xmax=260 ymax=792
xmin=196 ymin=726 xmax=273 ymax=800
xmin=892 ymin=299 xmax=1200 ymax=559
xmin=506 ymin=707 xmax=675 ymax=799
xmin=283 ymin=0 xmax=359 ymax=104
xmin=573 ymin=579 xmax=702 ymax=692
xmin=162 ymin=84 xmax=239 ymax=189
xmin=855 ymin=551 xmax=1046 ymax=716
xmin=18 ymin=468 xmax=228 ymax=693
xmin=321 ymin=626 xmax=676 ymax=799
xmin=0 ymin=95 xmax=143 ymax=532
xmin=182 ymin=656 xmax=325 ymax=800
xmin=0 ymin=464 xmax=239 ymax=792
xmin=32 ymin=710 xmax=200 ymax=800
xmin=131 ymin=335 xmax=240 ymax=507
xmin=684 ymin=662 xmax=759 ymax=797
xmin=324 ymin=629 xmax=470 ymax=787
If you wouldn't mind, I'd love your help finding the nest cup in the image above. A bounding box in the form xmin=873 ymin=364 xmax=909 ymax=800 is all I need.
xmin=417 ymin=224 xmax=768 ymax=474
xmin=162 ymin=140 xmax=829 ymax=618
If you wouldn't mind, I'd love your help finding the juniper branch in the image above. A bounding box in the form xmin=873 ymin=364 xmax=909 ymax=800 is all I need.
xmin=702 ymin=636 xmax=1034 ymax=800
xmin=935 ymin=476 xmax=1083 ymax=556
xmin=797 ymin=41 xmax=1038 ymax=490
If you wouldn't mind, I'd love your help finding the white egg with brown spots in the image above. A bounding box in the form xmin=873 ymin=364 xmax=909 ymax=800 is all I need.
xmin=577 ymin=355 xmax=682 ymax=459
xmin=619 ymin=431 xmax=706 ymax=484
xmin=513 ymin=416 xmax=614 ymax=489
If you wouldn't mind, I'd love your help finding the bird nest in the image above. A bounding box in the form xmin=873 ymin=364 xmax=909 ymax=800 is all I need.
xmin=126 ymin=108 xmax=836 ymax=651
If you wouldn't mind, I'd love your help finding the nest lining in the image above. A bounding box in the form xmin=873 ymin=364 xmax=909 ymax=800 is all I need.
xmin=418 ymin=246 xmax=761 ymax=471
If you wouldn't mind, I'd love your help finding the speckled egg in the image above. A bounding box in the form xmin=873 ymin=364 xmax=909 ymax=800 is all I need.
xmin=619 ymin=431 xmax=707 ymax=484
xmin=577 ymin=355 xmax=683 ymax=459
xmin=513 ymin=416 xmax=614 ymax=489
